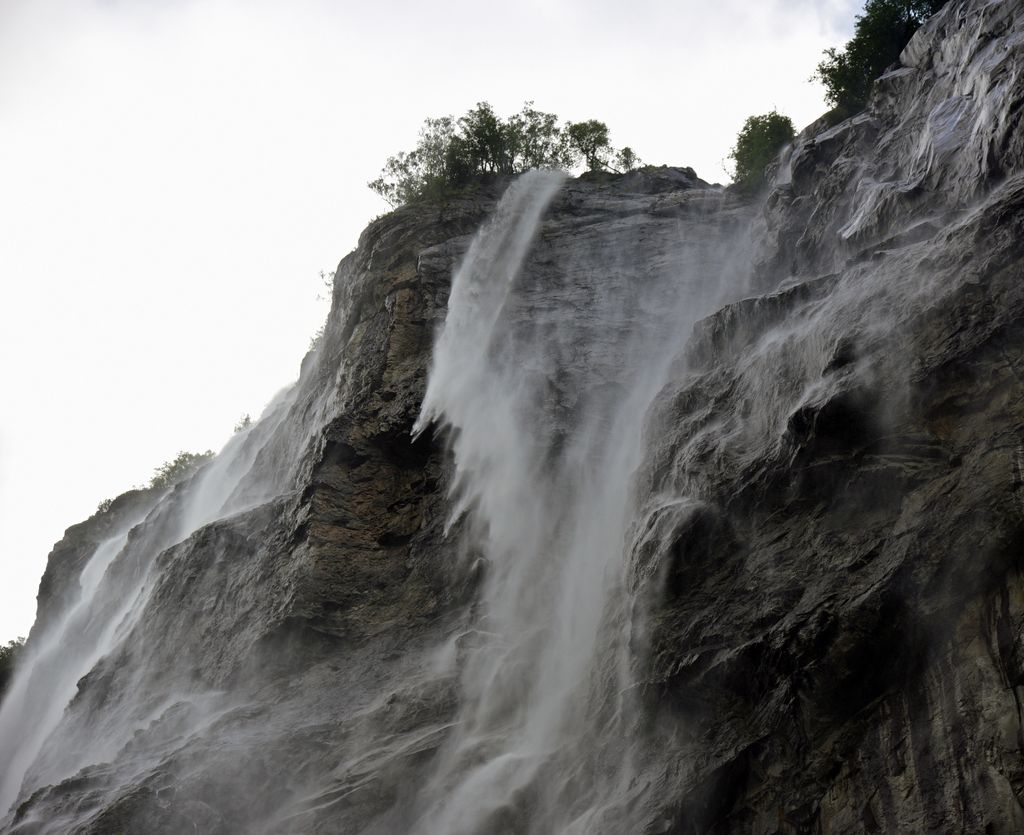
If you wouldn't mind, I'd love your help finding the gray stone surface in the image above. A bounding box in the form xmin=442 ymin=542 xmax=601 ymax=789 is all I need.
xmin=4 ymin=0 xmax=1024 ymax=831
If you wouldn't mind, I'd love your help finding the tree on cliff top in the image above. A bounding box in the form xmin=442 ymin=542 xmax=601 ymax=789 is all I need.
xmin=368 ymin=102 xmax=640 ymax=208
xmin=729 ymin=111 xmax=796 ymax=192
xmin=150 ymin=450 xmax=215 ymax=490
xmin=815 ymin=0 xmax=948 ymax=115
xmin=563 ymin=120 xmax=612 ymax=171
xmin=0 ymin=637 xmax=26 ymax=698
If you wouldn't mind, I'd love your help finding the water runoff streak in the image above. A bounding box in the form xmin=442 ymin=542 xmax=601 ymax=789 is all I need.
xmin=0 ymin=383 xmax=306 ymax=823
xmin=0 ymin=169 xmax=749 ymax=834
xmin=412 ymin=170 xmax=746 ymax=833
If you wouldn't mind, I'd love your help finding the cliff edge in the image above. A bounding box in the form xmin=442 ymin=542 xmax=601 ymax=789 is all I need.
xmin=3 ymin=1 xmax=1024 ymax=832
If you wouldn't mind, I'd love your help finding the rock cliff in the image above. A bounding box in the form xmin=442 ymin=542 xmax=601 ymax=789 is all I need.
xmin=3 ymin=1 xmax=1024 ymax=832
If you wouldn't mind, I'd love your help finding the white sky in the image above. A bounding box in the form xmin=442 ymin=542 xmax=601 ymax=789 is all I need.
xmin=0 ymin=0 xmax=860 ymax=641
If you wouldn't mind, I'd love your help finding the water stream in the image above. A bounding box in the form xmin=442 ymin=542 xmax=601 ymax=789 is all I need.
xmin=0 ymin=170 xmax=751 ymax=833
xmin=0 ymin=381 xmax=306 ymax=820
xmin=412 ymin=170 xmax=749 ymax=833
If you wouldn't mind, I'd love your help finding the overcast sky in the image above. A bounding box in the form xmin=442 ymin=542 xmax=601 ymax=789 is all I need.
xmin=0 ymin=0 xmax=861 ymax=642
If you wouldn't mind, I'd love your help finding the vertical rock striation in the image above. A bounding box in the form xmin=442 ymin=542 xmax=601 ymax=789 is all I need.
xmin=2 ymin=1 xmax=1024 ymax=832
xmin=635 ymin=1 xmax=1024 ymax=830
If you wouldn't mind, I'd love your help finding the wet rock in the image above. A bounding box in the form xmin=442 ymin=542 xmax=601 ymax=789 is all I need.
xmin=6 ymin=0 xmax=1024 ymax=831
xmin=627 ymin=1 xmax=1024 ymax=829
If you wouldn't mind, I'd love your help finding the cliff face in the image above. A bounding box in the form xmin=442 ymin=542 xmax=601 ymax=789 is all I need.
xmin=636 ymin=1 xmax=1024 ymax=830
xmin=0 ymin=187 xmax=506 ymax=832
xmin=3 ymin=1 xmax=1024 ymax=832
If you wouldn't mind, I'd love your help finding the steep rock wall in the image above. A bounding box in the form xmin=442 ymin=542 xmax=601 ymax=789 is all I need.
xmin=3 ymin=169 xmax=754 ymax=833
xmin=636 ymin=1 xmax=1024 ymax=830
xmin=3 ymin=0 xmax=1024 ymax=832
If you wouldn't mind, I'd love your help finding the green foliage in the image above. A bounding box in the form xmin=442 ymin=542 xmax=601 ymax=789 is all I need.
xmin=506 ymin=103 xmax=567 ymax=170
xmin=564 ymin=119 xmax=612 ymax=171
xmin=309 ymin=323 xmax=326 ymax=351
xmin=307 ymin=268 xmax=335 ymax=352
xmin=96 ymin=444 xmax=224 ymax=512
xmin=815 ymin=0 xmax=947 ymax=114
xmin=369 ymin=102 xmax=637 ymax=208
xmin=234 ymin=414 xmax=252 ymax=433
xmin=0 ymin=637 xmax=26 ymax=697
xmin=615 ymin=146 xmax=642 ymax=172
xmin=729 ymin=111 xmax=796 ymax=191
xmin=150 ymin=450 xmax=215 ymax=490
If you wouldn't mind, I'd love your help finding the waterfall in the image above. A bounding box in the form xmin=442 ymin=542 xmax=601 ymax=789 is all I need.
xmin=0 ymin=382 xmax=306 ymax=821
xmin=1 ymin=170 xmax=752 ymax=833
xmin=4 ymin=3 xmax=1020 ymax=825
xmin=0 ymin=524 xmax=141 ymax=816
xmin=412 ymin=170 xmax=748 ymax=833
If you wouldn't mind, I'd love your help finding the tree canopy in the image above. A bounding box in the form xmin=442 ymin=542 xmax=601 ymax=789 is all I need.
xmin=369 ymin=102 xmax=641 ymax=208
xmin=729 ymin=111 xmax=796 ymax=191
xmin=150 ymin=450 xmax=215 ymax=490
xmin=815 ymin=0 xmax=948 ymax=115
xmin=563 ymin=120 xmax=611 ymax=171
xmin=0 ymin=637 xmax=26 ymax=698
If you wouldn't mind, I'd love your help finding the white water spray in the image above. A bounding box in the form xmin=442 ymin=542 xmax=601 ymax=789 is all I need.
xmin=1 ymin=169 xmax=751 ymax=833
xmin=412 ymin=170 xmax=748 ymax=833
xmin=0 ymin=381 xmax=308 ymax=821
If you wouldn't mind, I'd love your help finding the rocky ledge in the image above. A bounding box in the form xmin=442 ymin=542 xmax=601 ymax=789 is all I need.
xmin=5 ymin=0 xmax=1024 ymax=832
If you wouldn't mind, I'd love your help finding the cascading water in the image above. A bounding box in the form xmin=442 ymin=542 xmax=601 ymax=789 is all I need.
xmin=5 ymin=5 xmax=1021 ymax=826
xmin=0 ymin=524 xmax=142 ymax=815
xmin=0 ymin=378 xmax=318 ymax=824
xmin=411 ymin=170 xmax=751 ymax=833
xmin=0 ymin=169 xmax=753 ymax=834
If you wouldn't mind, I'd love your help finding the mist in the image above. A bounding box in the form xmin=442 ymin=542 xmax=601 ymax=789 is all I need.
xmin=0 ymin=0 xmax=858 ymax=750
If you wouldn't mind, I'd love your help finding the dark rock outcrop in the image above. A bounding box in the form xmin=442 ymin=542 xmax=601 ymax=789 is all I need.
xmin=3 ymin=1 xmax=1024 ymax=832
xmin=630 ymin=2 xmax=1024 ymax=830
xmin=28 ymin=489 xmax=163 ymax=644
